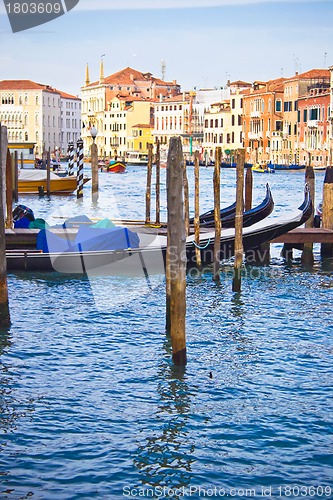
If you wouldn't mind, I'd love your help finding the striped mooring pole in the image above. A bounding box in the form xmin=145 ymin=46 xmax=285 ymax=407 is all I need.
xmin=68 ymin=142 xmax=74 ymax=176
xmin=76 ymin=138 xmax=84 ymax=199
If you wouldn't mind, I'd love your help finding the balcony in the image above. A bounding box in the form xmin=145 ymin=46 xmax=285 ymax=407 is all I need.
xmin=248 ymin=132 xmax=263 ymax=140
xmin=251 ymin=111 xmax=261 ymax=118
xmin=307 ymin=120 xmax=318 ymax=128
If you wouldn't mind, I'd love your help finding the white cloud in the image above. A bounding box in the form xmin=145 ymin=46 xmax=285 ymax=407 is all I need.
xmin=76 ymin=0 xmax=328 ymax=10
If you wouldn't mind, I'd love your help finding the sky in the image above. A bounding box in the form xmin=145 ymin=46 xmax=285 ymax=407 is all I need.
xmin=0 ymin=0 xmax=332 ymax=97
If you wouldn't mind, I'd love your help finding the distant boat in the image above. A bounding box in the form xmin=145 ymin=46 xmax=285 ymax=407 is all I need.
xmin=269 ymin=163 xmax=305 ymax=171
xmin=252 ymin=164 xmax=275 ymax=174
xmin=220 ymin=162 xmax=253 ymax=169
xmin=102 ymin=160 xmax=127 ymax=174
xmin=126 ymin=152 xmax=148 ymax=165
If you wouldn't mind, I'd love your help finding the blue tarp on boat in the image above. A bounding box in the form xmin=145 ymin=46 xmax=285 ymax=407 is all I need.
xmin=37 ymin=226 xmax=140 ymax=253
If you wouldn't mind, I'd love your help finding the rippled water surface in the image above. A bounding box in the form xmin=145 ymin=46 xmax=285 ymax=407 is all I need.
xmin=1 ymin=166 xmax=333 ymax=499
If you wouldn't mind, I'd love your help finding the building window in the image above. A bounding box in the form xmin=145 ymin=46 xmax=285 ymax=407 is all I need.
xmin=276 ymin=100 xmax=282 ymax=112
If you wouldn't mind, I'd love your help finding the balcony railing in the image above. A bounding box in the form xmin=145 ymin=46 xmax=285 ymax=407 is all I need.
xmin=248 ymin=132 xmax=263 ymax=140
xmin=307 ymin=120 xmax=318 ymax=128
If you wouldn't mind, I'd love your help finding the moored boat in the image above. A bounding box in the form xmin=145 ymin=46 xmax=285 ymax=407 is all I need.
xmin=6 ymin=186 xmax=311 ymax=274
xmin=190 ymin=184 xmax=274 ymax=228
xmin=18 ymin=169 xmax=90 ymax=194
xmin=269 ymin=163 xmax=305 ymax=170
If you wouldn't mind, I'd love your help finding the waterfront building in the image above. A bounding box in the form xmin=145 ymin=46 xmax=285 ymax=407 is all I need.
xmin=104 ymin=95 xmax=153 ymax=159
xmin=128 ymin=123 xmax=154 ymax=159
xmin=328 ymin=65 xmax=333 ymax=160
xmin=202 ymin=82 xmax=251 ymax=163
xmin=281 ymin=69 xmax=330 ymax=165
xmin=81 ymin=62 xmax=180 ymax=157
xmin=152 ymin=92 xmax=205 ymax=160
xmin=242 ymin=78 xmax=286 ymax=165
xmin=297 ymin=86 xmax=330 ymax=167
xmin=0 ymin=79 xmax=81 ymax=159
xmin=57 ymin=90 xmax=81 ymax=155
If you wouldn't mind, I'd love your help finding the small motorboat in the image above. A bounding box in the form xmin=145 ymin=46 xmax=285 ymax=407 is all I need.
xmin=252 ymin=163 xmax=275 ymax=174
xmin=102 ymin=160 xmax=127 ymax=174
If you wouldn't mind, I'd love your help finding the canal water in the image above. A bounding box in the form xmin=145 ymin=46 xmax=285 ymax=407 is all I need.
xmin=1 ymin=166 xmax=333 ymax=499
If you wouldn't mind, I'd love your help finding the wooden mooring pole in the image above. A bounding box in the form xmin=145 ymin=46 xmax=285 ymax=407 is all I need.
xmin=11 ymin=154 xmax=18 ymax=203
xmin=245 ymin=165 xmax=253 ymax=211
xmin=0 ymin=125 xmax=10 ymax=328
xmin=301 ymin=165 xmax=315 ymax=265
xmin=232 ymin=149 xmax=245 ymax=293
xmin=145 ymin=143 xmax=153 ymax=224
xmin=194 ymin=150 xmax=202 ymax=270
xmin=166 ymin=137 xmax=187 ymax=366
xmin=5 ymin=149 xmax=13 ymax=229
xmin=321 ymin=165 xmax=333 ymax=259
xmin=213 ymin=147 xmax=222 ymax=282
xmin=46 ymin=149 xmax=51 ymax=197
xmin=155 ymin=140 xmax=160 ymax=225
xmin=183 ymin=157 xmax=190 ymax=236
xmin=91 ymin=139 xmax=99 ymax=203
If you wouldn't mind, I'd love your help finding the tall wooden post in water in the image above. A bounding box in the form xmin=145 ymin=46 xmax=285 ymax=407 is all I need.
xmin=321 ymin=165 xmax=333 ymax=258
xmin=301 ymin=165 xmax=315 ymax=265
xmin=245 ymin=165 xmax=253 ymax=211
xmin=13 ymin=152 xmax=18 ymax=203
xmin=5 ymin=150 xmax=13 ymax=229
xmin=145 ymin=143 xmax=153 ymax=224
xmin=91 ymin=138 xmax=99 ymax=203
xmin=232 ymin=149 xmax=245 ymax=292
xmin=166 ymin=137 xmax=187 ymax=366
xmin=213 ymin=147 xmax=222 ymax=282
xmin=46 ymin=149 xmax=51 ymax=197
xmin=194 ymin=150 xmax=202 ymax=269
xmin=183 ymin=158 xmax=190 ymax=236
xmin=155 ymin=140 xmax=161 ymax=225
xmin=0 ymin=126 xmax=10 ymax=328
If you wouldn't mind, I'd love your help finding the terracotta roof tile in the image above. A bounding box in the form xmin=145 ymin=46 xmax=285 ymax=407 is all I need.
xmin=284 ymin=69 xmax=330 ymax=82
xmin=86 ymin=66 xmax=178 ymax=88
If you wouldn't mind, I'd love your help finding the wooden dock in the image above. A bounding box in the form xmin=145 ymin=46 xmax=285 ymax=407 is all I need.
xmin=271 ymin=228 xmax=333 ymax=244
xmin=5 ymin=227 xmax=333 ymax=252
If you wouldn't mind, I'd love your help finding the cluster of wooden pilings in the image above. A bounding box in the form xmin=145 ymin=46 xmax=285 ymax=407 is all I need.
xmin=163 ymin=141 xmax=248 ymax=365
xmin=162 ymin=138 xmax=333 ymax=365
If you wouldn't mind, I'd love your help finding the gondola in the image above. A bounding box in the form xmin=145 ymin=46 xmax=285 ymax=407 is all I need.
xmin=189 ymin=184 xmax=274 ymax=228
xmin=6 ymin=186 xmax=311 ymax=275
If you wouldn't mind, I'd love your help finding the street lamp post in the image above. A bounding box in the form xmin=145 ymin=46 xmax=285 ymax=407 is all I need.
xmin=90 ymin=126 xmax=99 ymax=202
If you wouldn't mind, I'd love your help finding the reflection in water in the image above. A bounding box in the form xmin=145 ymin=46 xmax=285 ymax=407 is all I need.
xmin=134 ymin=339 xmax=195 ymax=491
xmin=0 ymin=331 xmax=14 ymax=442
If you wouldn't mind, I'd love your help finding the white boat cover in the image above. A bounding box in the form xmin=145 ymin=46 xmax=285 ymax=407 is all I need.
xmin=18 ymin=169 xmax=63 ymax=181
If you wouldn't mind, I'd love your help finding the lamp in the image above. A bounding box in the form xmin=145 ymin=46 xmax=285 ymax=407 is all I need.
xmin=90 ymin=126 xmax=98 ymax=142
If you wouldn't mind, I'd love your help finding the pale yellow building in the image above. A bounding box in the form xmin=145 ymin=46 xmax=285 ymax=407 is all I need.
xmin=0 ymin=80 xmax=81 ymax=158
xmin=81 ymin=61 xmax=180 ymax=157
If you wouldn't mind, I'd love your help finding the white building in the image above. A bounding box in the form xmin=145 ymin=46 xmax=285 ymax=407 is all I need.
xmin=58 ymin=91 xmax=81 ymax=155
